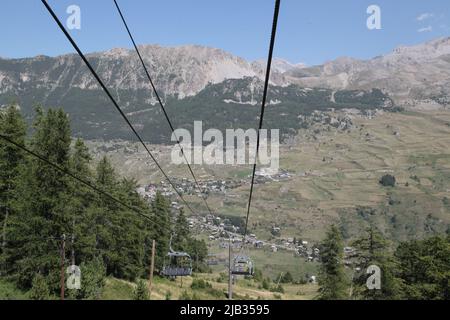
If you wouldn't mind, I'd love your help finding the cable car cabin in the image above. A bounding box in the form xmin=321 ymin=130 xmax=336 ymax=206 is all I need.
xmin=231 ymin=255 xmax=254 ymax=276
xmin=161 ymin=251 xmax=193 ymax=277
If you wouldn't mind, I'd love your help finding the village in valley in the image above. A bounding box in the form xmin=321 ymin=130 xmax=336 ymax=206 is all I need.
xmin=135 ymin=169 xmax=294 ymax=203
xmin=135 ymin=172 xmax=324 ymax=284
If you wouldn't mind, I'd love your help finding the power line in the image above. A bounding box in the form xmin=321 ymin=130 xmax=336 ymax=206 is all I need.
xmin=5 ymin=235 xmax=64 ymax=245
xmin=5 ymin=237 xmax=147 ymax=253
xmin=0 ymin=134 xmax=174 ymax=233
xmin=243 ymin=0 xmax=281 ymax=239
xmin=113 ymin=0 xmax=214 ymax=217
xmin=41 ymin=0 xmax=196 ymax=215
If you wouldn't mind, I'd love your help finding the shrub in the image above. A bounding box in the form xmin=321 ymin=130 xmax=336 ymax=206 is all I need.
xmin=380 ymin=174 xmax=396 ymax=187
xmin=132 ymin=280 xmax=149 ymax=300
xmin=280 ymin=272 xmax=294 ymax=284
xmin=205 ymin=287 xmax=225 ymax=299
xmin=271 ymin=284 xmax=285 ymax=294
xmin=252 ymin=268 xmax=263 ymax=283
xmin=262 ymin=278 xmax=271 ymax=290
xmin=75 ymin=258 xmax=106 ymax=300
xmin=179 ymin=290 xmax=192 ymax=300
xmin=191 ymin=279 xmax=212 ymax=290
xmin=29 ymin=274 xmax=50 ymax=300
xmin=216 ymin=273 xmax=227 ymax=283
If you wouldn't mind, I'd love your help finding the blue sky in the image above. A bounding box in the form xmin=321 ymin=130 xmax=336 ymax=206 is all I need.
xmin=0 ymin=0 xmax=449 ymax=65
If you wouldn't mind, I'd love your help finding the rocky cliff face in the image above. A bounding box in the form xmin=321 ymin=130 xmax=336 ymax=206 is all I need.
xmin=0 ymin=45 xmax=289 ymax=102
xmin=284 ymin=37 xmax=450 ymax=106
xmin=0 ymin=39 xmax=448 ymax=142
xmin=1 ymin=38 xmax=449 ymax=106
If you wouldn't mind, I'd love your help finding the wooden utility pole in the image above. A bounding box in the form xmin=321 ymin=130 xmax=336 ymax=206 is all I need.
xmin=2 ymin=180 xmax=11 ymax=251
xmin=71 ymin=230 xmax=75 ymax=266
xmin=228 ymin=236 xmax=233 ymax=300
xmin=1 ymin=201 xmax=9 ymax=276
xmin=60 ymin=234 xmax=66 ymax=301
xmin=148 ymin=240 xmax=156 ymax=298
xmin=276 ymin=272 xmax=283 ymax=287
xmin=2 ymin=206 xmax=8 ymax=249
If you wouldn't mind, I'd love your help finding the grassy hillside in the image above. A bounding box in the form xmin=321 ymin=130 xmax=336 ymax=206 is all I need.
xmin=2 ymin=109 xmax=448 ymax=301
xmin=0 ymin=275 xmax=318 ymax=301
xmin=100 ymin=275 xmax=318 ymax=301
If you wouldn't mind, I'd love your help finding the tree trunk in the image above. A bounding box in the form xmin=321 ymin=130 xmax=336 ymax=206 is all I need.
xmin=2 ymin=180 xmax=11 ymax=249
xmin=2 ymin=206 xmax=8 ymax=249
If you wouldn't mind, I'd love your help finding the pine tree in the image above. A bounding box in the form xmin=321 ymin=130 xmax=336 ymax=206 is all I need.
xmin=29 ymin=274 xmax=50 ymax=300
xmin=73 ymin=257 xmax=106 ymax=300
xmin=92 ymin=156 xmax=118 ymax=276
xmin=280 ymin=271 xmax=294 ymax=284
xmin=113 ymin=178 xmax=148 ymax=279
xmin=67 ymin=138 xmax=97 ymax=265
xmin=0 ymin=105 xmax=26 ymax=271
xmin=317 ymin=225 xmax=349 ymax=300
xmin=352 ymin=227 xmax=402 ymax=300
xmin=6 ymin=107 xmax=72 ymax=290
xmin=173 ymin=209 xmax=190 ymax=251
xmin=171 ymin=209 xmax=208 ymax=271
xmin=187 ymin=238 xmax=208 ymax=272
xmin=96 ymin=156 xmax=117 ymax=193
xmin=133 ymin=279 xmax=149 ymax=300
xmin=396 ymin=235 xmax=450 ymax=300
xmin=71 ymin=139 xmax=92 ymax=174
xmin=151 ymin=192 xmax=171 ymax=270
xmin=0 ymin=106 xmax=197 ymax=294
xmin=92 ymin=157 xmax=148 ymax=280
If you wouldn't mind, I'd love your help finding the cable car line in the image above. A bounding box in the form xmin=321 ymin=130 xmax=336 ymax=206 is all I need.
xmin=40 ymin=0 xmax=281 ymax=280
xmin=243 ymin=0 xmax=281 ymax=240
xmin=1 ymin=135 xmax=190 ymax=277
xmin=4 ymin=235 xmax=65 ymax=247
xmin=113 ymin=0 xmax=214 ymax=217
xmin=41 ymin=0 xmax=196 ymax=215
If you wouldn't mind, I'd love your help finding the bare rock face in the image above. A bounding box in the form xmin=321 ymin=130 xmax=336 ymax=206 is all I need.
xmin=284 ymin=37 xmax=450 ymax=107
xmin=0 ymin=45 xmax=330 ymax=142
xmin=0 ymin=45 xmax=289 ymax=100
xmin=0 ymin=38 xmax=449 ymax=143
xmin=1 ymin=38 xmax=449 ymax=108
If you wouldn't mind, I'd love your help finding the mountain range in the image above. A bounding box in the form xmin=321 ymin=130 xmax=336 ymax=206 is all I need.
xmin=285 ymin=37 xmax=450 ymax=107
xmin=0 ymin=37 xmax=449 ymax=143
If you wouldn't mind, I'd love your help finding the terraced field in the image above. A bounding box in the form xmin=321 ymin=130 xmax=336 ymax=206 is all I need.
xmin=88 ymin=109 xmax=450 ymax=245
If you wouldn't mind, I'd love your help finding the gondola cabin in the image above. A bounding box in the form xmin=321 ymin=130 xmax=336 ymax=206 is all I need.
xmin=231 ymin=255 xmax=254 ymax=276
xmin=161 ymin=251 xmax=193 ymax=277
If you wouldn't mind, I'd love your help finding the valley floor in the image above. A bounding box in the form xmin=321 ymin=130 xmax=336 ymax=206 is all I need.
xmin=90 ymin=109 xmax=450 ymax=244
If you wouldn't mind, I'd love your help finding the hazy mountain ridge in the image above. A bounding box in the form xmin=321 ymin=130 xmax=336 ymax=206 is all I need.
xmin=285 ymin=37 xmax=450 ymax=106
